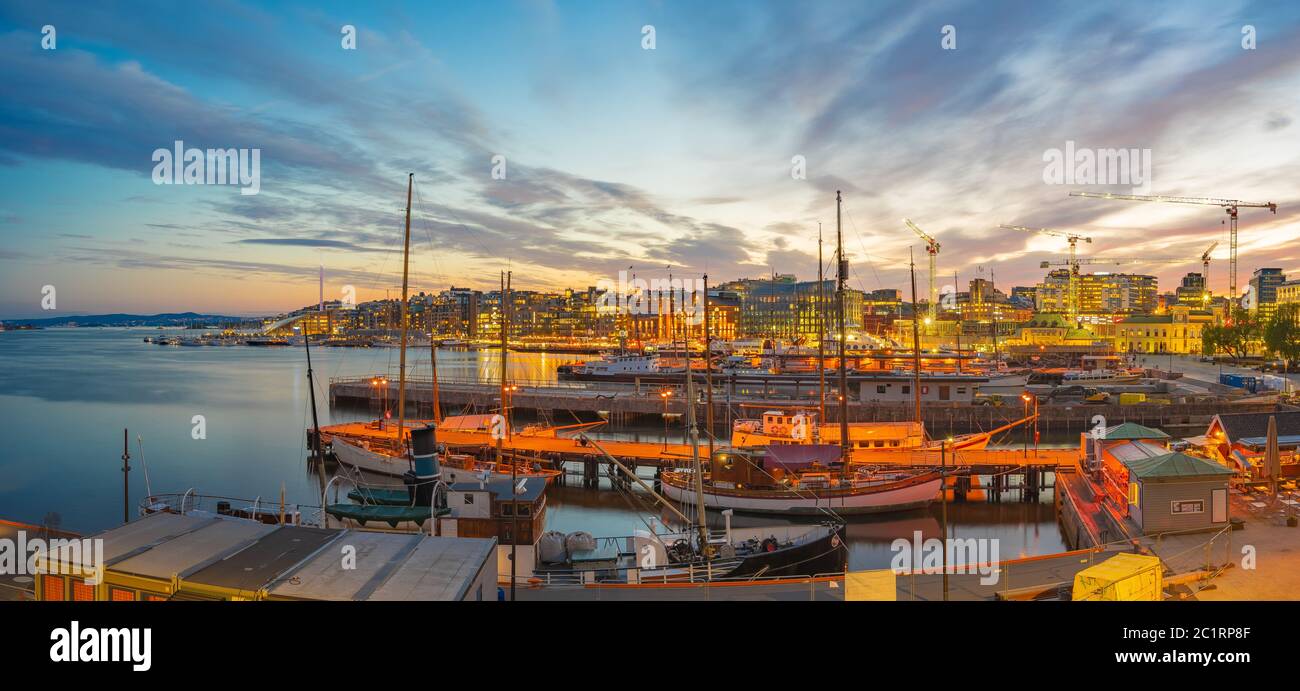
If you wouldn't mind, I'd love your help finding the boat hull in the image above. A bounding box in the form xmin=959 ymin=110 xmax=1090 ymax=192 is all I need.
xmin=330 ymin=437 xmax=558 ymax=484
xmin=660 ymin=473 xmax=942 ymax=515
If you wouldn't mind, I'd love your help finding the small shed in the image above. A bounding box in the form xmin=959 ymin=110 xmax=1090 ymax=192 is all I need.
xmin=1120 ymin=452 xmax=1234 ymax=533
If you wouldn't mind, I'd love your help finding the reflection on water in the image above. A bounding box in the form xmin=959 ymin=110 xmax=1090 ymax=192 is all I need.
xmin=0 ymin=328 xmax=1067 ymax=568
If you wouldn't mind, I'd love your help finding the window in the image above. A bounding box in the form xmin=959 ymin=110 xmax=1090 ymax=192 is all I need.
xmin=501 ymin=502 xmax=514 ymax=516
xmin=42 ymin=575 xmax=65 ymax=601
xmin=142 ymin=593 xmax=168 ymax=602
xmin=463 ymin=494 xmax=474 ymax=505
xmin=876 ymin=385 xmax=887 ymax=394
xmin=109 ymin=587 xmax=136 ymax=602
xmin=1171 ymin=499 xmax=1204 ymax=515
xmin=71 ymin=579 xmax=95 ymax=601
xmin=901 ymin=386 xmax=910 ymax=395
xmin=1128 ymin=482 xmax=1139 ymax=506
xmin=517 ymin=503 xmax=530 ymax=517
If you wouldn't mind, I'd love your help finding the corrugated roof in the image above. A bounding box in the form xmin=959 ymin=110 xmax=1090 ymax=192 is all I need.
xmin=1107 ymin=441 xmax=1169 ymax=463
xmin=1104 ymin=422 xmax=1170 ymax=440
xmin=1122 ymin=452 xmax=1234 ymax=479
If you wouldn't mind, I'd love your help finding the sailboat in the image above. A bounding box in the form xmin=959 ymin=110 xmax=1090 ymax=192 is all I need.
xmin=660 ymin=192 xmax=942 ymax=516
xmin=321 ymin=175 xmax=559 ymax=485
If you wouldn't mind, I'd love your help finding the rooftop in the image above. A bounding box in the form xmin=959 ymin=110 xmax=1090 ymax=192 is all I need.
xmin=1122 ymin=451 xmax=1234 ymax=479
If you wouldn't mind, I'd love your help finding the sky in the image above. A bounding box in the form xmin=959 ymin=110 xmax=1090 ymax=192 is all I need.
xmin=1 ymin=0 xmax=1298 ymax=318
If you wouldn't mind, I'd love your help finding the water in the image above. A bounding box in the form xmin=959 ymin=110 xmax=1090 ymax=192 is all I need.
xmin=0 ymin=327 xmax=1068 ymax=569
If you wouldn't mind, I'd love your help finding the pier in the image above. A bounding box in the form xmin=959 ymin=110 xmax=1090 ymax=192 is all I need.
xmin=328 ymin=375 xmax=1285 ymax=436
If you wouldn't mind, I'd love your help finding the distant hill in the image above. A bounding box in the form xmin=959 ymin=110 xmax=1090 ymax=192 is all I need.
xmin=1 ymin=312 xmax=252 ymax=328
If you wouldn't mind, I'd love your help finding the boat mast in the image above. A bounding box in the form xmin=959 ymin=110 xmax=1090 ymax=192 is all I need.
xmin=430 ymin=328 xmax=441 ymax=425
xmin=396 ymin=173 xmax=413 ymax=459
xmin=305 ymin=315 xmax=322 ymax=461
xmin=499 ymin=271 xmax=512 ymax=438
xmin=909 ymin=250 xmax=923 ymax=429
xmin=703 ymin=274 xmax=715 ymax=457
xmin=818 ymin=223 xmax=826 ymax=432
xmin=953 ymin=271 xmax=962 ymax=374
xmin=684 ymin=278 xmax=709 ymax=557
xmin=835 ymin=192 xmax=849 ymax=466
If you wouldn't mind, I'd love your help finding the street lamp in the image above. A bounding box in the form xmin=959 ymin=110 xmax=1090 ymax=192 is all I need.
xmin=660 ymin=388 xmax=673 ymax=451
xmin=1020 ymin=391 xmax=1038 ymax=457
xmin=371 ymin=377 xmax=390 ymax=421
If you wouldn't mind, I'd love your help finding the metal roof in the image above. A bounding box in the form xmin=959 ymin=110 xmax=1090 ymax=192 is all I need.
xmin=1102 ymin=422 xmax=1170 ymax=440
xmin=366 ymin=536 xmax=496 ymax=601
xmin=1106 ymin=441 xmax=1170 ymax=463
xmin=1122 ymin=452 xmax=1234 ymax=479
xmin=181 ymin=525 xmax=340 ymax=595
xmin=110 ymin=517 xmax=276 ymax=580
xmin=1213 ymin=411 xmax=1300 ymax=442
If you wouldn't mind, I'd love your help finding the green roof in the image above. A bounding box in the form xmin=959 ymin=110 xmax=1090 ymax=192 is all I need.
xmin=1123 ymin=452 xmax=1234 ymax=479
xmin=1103 ymin=422 xmax=1170 ymax=440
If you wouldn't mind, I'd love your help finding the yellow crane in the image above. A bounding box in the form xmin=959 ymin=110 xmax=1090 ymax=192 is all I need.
xmin=1001 ymin=224 xmax=1091 ymax=319
xmin=1068 ymin=192 xmax=1277 ymax=299
xmin=1199 ymin=241 xmax=1219 ymax=305
xmin=903 ymin=218 xmax=940 ymax=331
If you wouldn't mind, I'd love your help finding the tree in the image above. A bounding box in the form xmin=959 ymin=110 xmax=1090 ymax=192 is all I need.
xmin=1203 ymin=307 xmax=1261 ymax=362
xmin=1263 ymin=303 xmax=1300 ymax=369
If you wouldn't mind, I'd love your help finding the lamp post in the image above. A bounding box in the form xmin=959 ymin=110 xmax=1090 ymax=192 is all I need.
xmin=1019 ymin=392 xmax=1040 ymax=457
xmin=660 ymin=389 xmax=672 ymax=451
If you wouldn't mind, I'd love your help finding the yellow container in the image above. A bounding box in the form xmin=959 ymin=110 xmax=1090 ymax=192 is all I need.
xmin=1118 ymin=392 xmax=1147 ymax=405
xmin=1072 ymin=553 xmax=1163 ymax=601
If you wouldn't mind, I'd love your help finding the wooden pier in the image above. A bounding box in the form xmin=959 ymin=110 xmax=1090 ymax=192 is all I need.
xmin=328 ymin=375 xmax=1284 ymax=435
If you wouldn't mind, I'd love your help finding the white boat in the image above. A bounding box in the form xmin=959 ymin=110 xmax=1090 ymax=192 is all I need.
xmin=330 ymin=435 xmax=560 ymax=484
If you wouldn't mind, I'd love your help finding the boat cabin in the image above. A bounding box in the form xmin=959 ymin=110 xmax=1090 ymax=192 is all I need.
xmin=709 ymin=444 xmax=842 ymax=490
xmin=436 ymin=479 xmax=547 ymax=547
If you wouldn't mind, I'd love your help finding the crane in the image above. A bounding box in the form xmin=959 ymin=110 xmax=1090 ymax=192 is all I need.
xmin=1001 ymin=224 xmax=1092 ymax=319
xmin=1199 ymin=241 xmax=1219 ymax=305
xmin=1068 ymin=192 xmax=1277 ymax=300
xmin=903 ymin=218 xmax=940 ymax=330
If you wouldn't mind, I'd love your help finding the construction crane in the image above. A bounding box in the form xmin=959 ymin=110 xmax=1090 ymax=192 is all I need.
xmin=903 ymin=218 xmax=940 ymax=330
xmin=1068 ymin=192 xmax=1277 ymax=300
xmin=1199 ymin=241 xmax=1219 ymax=305
xmin=1001 ymin=224 xmax=1092 ymax=319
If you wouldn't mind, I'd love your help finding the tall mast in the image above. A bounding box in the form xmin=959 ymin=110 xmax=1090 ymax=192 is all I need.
xmin=818 ymin=223 xmax=826 ymax=430
xmin=499 ymin=271 xmax=511 ymax=436
xmin=684 ymin=280 xmax=708 ymax=556
xmin=305 ymin=314 xmax=322 ymax=460
xmin=953 ymin=271 xmax=962 ymax=374
xmin=835 ymin=192 xmax=849 ymax=466
xmin=395 ymin=173 xmax=413 ymax=457
xmin=429 ymin=332 xmax=441 ymax=424
xmin=909 ymin=250 xmax=923 ymax=428
xmin=703 ymin=274 xmax=715 ymax=457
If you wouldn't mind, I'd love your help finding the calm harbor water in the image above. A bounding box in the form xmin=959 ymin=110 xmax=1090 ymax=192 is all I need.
xmin=0 ymin=327 xmax=1067 ymax=569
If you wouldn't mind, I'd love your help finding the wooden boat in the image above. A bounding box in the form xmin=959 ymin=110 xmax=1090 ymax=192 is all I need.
xmin=329 ymin=431 xmax=561 ymax=483
xmin=731 ymin=409 xmax=1027 ymax=455
xmin=660 ymin=444 xmax=942 ymax=515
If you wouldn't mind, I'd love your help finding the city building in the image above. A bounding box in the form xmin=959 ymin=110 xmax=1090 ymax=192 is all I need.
xmin=721 ymin=275 xmax=862 ymax=341
xmin=1245 ymin=268 xmax=1287 ymax=320
xmin=1115 ymin=306 xmax=1214 ymax=354
xmin=1035 ymin=270 xmax=1158 ymax=314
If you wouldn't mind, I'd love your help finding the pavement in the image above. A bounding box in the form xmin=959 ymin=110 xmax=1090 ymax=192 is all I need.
xmin=1192 ymin=490 xmax=1300 ymax=601
xmin=1133 ymin=353 xmax=1298 ymax=395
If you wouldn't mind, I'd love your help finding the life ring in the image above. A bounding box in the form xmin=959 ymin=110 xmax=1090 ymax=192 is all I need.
xmin=761 ymin=537 xmax=779 ymax=553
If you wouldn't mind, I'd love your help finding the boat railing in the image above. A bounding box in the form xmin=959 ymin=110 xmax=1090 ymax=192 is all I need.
xmin=139 ymin=493 xmax=319 ymax=526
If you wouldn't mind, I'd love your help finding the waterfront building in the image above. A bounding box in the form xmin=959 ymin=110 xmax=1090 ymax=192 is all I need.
xmin=1115 ymin=306 xmax=1214 ymax=354
xmin=1202 ymin=411 xmax=1300 ymax=479
xmin=34 ymin=512 xmax=498 ymax=602
xmin=722 ymin=275 xmax=862 ymax=341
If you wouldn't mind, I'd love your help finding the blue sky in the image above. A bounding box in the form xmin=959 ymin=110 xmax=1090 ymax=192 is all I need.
xmin=1 ymin=0 xmax=1298 ymax=317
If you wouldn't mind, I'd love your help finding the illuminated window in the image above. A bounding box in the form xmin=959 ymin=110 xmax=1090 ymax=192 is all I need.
xmin=42 ymin=575 xmax=65 ymax=601
xmin=1128 ymin=482 xmax=1139 ymax=506
xmin=109 ymin=588 xmax=136 ymax=602
xmin=143 ymin=594 xmax=168 ymax=602
xmin=71 ymin=579 xmax=95 ymax=601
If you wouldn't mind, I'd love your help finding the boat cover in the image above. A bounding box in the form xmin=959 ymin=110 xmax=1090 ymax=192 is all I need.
xmin=765 ymin=444 xmax=842 ymax=470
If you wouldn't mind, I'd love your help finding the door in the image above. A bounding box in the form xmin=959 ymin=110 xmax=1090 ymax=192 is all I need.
xmin=1211 ymin=488 xmax=1227 ymax=523
xmin=939 ymin=385 xmax=950 ymax=401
